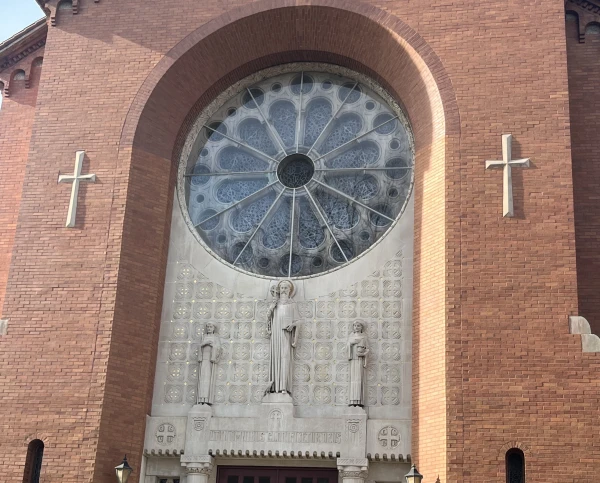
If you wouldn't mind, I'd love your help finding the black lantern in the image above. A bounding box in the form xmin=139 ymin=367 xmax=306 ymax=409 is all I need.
xmin=115 ymin=455 xmax=133 ymax=483
xmin=404 ymin=465 xmax=423 ymax=483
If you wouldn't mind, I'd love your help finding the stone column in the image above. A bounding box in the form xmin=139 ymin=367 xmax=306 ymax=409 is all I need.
xmin=182 ymin=455 xmax=214 ymax=483
xmin=337 ymin=458 xmax=369 ymax=483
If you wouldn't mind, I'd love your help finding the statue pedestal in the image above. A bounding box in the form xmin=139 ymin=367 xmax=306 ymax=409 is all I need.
xmin=341 ymin=406 xmax=367 ymax=458
xmin=262 ymin=392 xmax=293 ymax=404
xmin=262 ymin=391 xmax=294 ymax=420
xmin=185 ymin=404 xmax=213 ymax=456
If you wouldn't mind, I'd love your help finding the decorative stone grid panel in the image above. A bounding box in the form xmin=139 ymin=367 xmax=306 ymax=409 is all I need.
xmin=157 ymin=250 xmax=404 ymax=407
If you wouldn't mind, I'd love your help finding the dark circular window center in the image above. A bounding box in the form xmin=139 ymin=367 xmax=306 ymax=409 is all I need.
xmin=277 ymin=154 xmax=315 ymax=188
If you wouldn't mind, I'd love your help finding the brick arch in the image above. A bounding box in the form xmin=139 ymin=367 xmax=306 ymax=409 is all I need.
xmin=107 ymin=2 xmax=460 ymax=481
xmin=121 ymin=0 xmax=459 ymax=153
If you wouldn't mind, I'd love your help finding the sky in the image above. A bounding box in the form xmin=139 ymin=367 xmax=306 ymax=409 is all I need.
xmin=0 ymin=0 xmax=45 ymax=43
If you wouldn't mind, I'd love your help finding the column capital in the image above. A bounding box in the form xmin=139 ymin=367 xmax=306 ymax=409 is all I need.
xmin=181 ymin=455 xmax=215 ymax=475
xmin=337 ymin=458 xmax=369 ymax=480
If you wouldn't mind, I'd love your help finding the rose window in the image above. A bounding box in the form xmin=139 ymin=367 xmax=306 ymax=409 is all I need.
xmin=181 ymin=67 xmax=414 ymax=278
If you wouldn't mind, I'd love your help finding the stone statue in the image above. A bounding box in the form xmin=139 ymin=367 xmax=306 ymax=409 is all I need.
xmin=347 ymin=320 xmax=369 ymax=406
xmin=266 ymin=280 xmax=300 ymax=394
xmin=197 ymin=322 xmax=222 ymax=405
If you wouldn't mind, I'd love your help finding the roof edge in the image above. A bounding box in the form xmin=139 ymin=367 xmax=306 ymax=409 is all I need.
xmin=0 ymin=18 xmax=47 ymax=73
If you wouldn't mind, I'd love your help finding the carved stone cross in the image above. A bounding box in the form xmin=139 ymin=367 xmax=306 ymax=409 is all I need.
xmin=58 ymin=151 xmax=96 ymax=227
xmin=485 ymin=134 xmax=530 ymax=217
xmin=377 ymin=426 xmax=400 ymax=448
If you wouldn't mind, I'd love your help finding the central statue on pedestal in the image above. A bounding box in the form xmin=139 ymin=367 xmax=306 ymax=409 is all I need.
xmin=266 ymin=280 xmax=300 ymax=394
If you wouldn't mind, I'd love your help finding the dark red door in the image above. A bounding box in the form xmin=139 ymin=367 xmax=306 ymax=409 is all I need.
xmin=218 ymin=466 xmax=338 ymax=483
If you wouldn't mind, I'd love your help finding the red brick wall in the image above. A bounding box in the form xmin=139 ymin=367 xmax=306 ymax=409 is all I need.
xmin=568 ymin=16 xmax=600 ymax=336
xmin=0 ymin=2 xmax=599 ymax=483
xmin=0 ymin=52 xmax=43 ymax=316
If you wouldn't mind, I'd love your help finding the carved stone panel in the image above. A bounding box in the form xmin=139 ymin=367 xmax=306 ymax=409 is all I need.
xmin=154 ymin=249 xmax=407 ymax=413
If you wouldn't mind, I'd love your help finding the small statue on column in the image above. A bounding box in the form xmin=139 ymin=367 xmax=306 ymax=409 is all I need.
xmin=197 ymin=322 xmax=222 ymax=405
xmin=347 ymin=320 xmax=369 ymax=406
xmin=266 ymin=280 xmax=300 ymax=394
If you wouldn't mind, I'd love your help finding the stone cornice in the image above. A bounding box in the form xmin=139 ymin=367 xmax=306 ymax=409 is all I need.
xmin=568 ymin=0 xmax=600 ymax=11
xmin=566 ymin=0 xmax=600 ymax=42
xmin=0 ymin=18 xmax=47 ymax=73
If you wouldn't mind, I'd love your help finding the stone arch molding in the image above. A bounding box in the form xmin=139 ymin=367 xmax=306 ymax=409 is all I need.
xmin=498 ymin=441 xmax=533 ymax=458
xmin=115 ymin=0 xmax=460 ymax=298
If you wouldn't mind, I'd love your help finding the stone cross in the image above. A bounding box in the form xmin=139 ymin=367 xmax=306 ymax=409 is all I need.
xmin=58 ymin=151 xmax=96 ymax=228
xmin=377 ymin=426 xmax=400 ymax=448
xmin=485 ymin=134 xmax=530 ymax=217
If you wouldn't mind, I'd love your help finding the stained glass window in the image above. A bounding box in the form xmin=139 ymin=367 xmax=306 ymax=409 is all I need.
xmin=182 ymin=68 xmax=414 ymax=278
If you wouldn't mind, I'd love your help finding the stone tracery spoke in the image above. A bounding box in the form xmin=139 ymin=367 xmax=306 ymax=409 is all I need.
xmin=313 ymin=115 xmax=400 ymax=164
xmin=315 ymin=167 xmax=410 ymax=173
xmin=204 ymin=124 xmax=280 ymax=165
xmin=287 ymin=188 xmax=297 ymax=277
xmin=313 ymin=178 xmax=395 ymax=222
xmin=295 ymin=72 xmax=304 ymax=153
xmin=233 ymin=188 xmax=286 ymax=265
xmin=246 ymin=87 xmax=288 ymax=155
xmin=194 ymin=181 xmax=279 ymax=227
xmin=306 ymin=81 xmax=359 ymax=157
xmin=304 ymin=187 xmax=350 ymax=263
xmin=185 ymin=170 xmax=275 ymax=178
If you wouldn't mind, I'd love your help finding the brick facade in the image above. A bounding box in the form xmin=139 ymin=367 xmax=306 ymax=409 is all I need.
xmin=0 ymin=1 xmax=598 ymax=482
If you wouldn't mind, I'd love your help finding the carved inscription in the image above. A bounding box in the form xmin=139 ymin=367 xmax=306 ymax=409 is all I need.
xmin=209 ymin=430 xmax=342 ymax=444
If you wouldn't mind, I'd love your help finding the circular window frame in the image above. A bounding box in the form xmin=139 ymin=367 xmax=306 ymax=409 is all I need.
xmin=177 ymin=62 xmax=415 ymax=280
